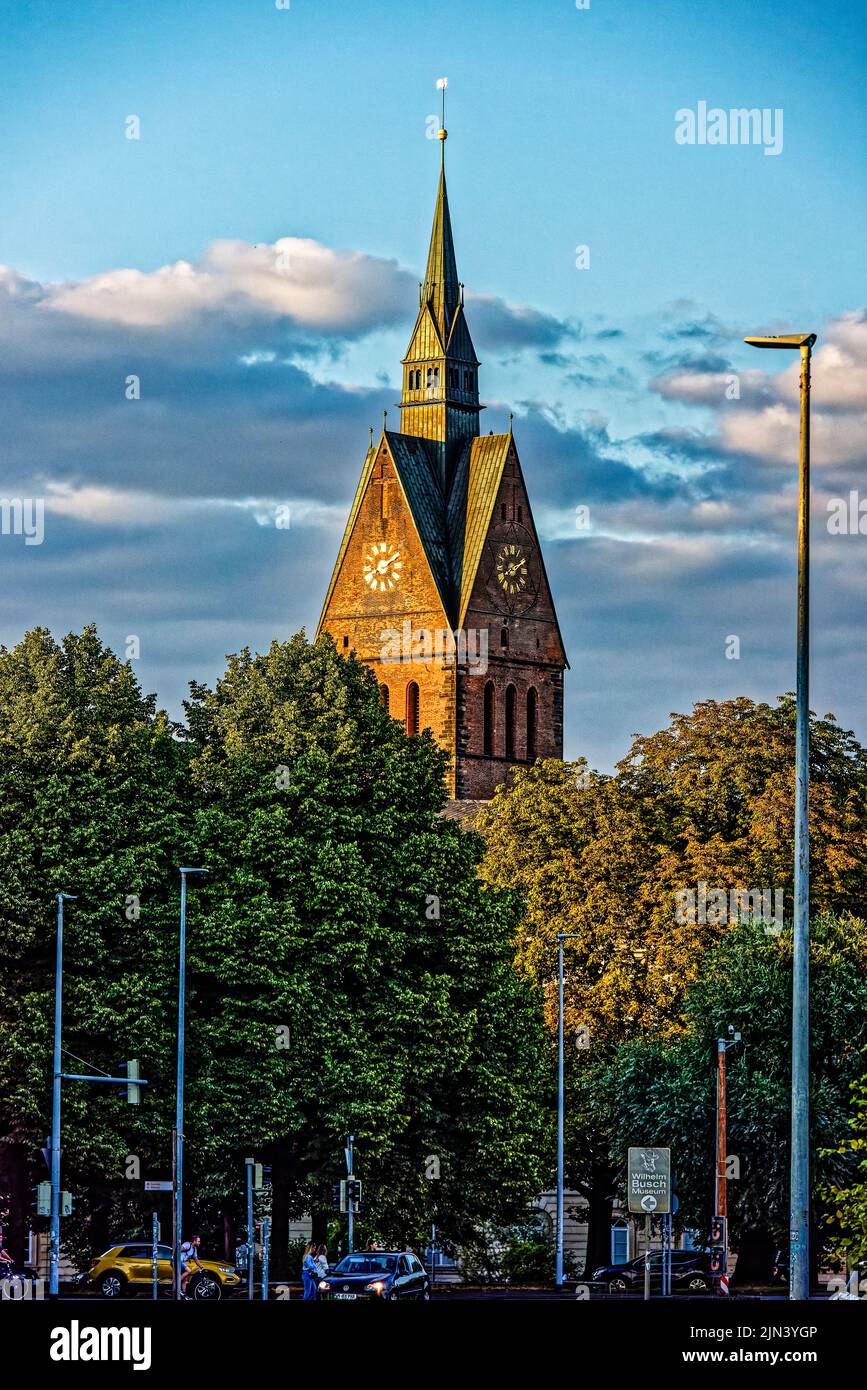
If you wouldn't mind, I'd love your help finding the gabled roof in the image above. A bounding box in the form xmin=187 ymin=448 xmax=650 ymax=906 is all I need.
xmin=319 ymin=426 xmax=567 ymax=665
xmin=316 ymin=432 xmax=453 ymax=636
xmin=317 ymin=439 xmax=377 ymax=630
xmin=453 ymin=433 xmax=512 ymax=627
xmin=384 ymin=432 xmax=453 ymax=618
xmin=445 ymin=303 xmax=479 ymax=366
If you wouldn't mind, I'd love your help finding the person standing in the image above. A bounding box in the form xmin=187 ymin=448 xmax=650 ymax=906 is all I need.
xmin=301 ymin=1242 xmax=319 ymax=1300
xmin=314 ymin=1244 xmax=329 ymax=1282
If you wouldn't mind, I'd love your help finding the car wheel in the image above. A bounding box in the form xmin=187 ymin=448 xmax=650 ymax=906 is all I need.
xmin=99 ymin=1271 xmax=127 ymax=1299
xmin=608 ymin=1276 xmax=629 ymax=1294
xmin=686 ymin=1276 xmax=708 ymax=1292
xmin=191 ymin=1273 xmax=222 ymax=1301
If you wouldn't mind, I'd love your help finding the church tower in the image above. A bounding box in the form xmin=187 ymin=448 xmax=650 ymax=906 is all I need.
xmin=317 ymin=112 xmax=567 ymax=802
xmin=398 ymin=134 xmax=482 ymax=492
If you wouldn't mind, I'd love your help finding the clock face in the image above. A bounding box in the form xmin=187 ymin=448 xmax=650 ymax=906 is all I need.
xmin=495 ymin=543 xmax=529 ymax=596
xmin=486 ymin=524 xmax=539 ymax=615
xmin=363 ymin=541 xmax=402 ymax=592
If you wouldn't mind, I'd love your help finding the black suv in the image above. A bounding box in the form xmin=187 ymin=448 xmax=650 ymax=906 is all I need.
xmin=592 ymin=1250 xmax=713 ymax=1294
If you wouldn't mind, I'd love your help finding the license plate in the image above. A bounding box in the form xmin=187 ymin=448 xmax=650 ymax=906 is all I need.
xmin=334 ymin=1292 xmax=357 ymax=1300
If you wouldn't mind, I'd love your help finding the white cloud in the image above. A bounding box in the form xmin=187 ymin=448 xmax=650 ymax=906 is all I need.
xmin=44 ymin=237 xmax=412 ymax=334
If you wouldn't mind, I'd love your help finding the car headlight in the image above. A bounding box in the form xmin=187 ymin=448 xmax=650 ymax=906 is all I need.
xmin=365 ymin=1280 xmax=386 ymax=1295
xmin=219 ymin=1267 xmax=235 ymax=1275
xmin=318 ymin=1281 xmax=330 ymax=1291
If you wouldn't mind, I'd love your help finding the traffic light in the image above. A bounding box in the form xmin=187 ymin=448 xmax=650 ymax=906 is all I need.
xmin=61 ymin=1191 xmax=73 ymax=1217
xmin=126 ymin=1058 xmax=142 ymax=1105
xmin=346 ymin=1179 xmax=362 ymax=1206
xmin=35 ymin=1182 xmax=51 ymax=1217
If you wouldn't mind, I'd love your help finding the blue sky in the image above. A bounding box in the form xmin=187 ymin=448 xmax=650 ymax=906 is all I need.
xmin=1 ymin=0 xmax=865 ymax=770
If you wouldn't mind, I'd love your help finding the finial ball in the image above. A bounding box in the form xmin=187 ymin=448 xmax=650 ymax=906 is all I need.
xmin=438 ymin=128 xmax=447 ymax=141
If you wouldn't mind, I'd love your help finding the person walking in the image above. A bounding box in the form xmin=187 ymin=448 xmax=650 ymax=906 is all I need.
xmin=179 ymin=1234 xmax=203 ymax=1299
xmin=301 ymin=1242 xmax=319 ymax=1300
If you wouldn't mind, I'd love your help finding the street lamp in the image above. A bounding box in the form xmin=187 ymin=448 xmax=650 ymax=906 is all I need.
xmin=744 ymin=330 xmax=816 ymax=1301
xmin=49 ymin=892 xmax=76 ymax=1299
xmin=556 ymin=933 xmax=579 ymax=1287
xmin=174 ymin=867 xmax=208 ymax=1299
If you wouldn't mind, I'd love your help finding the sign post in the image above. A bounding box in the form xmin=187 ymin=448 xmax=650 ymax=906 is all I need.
xmin=151 ymin=1211 xmax=160 ymax=1301
xmin=261 ymin=1216 xmax=270 ymax=1301
xmin=628 ymin=1147 xmax=671 ymax=1301
xmin=245 ymin=1157 xmax=255 ymax=1300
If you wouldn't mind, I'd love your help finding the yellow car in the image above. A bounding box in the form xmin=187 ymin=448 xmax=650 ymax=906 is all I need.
xmin=87 ymin=1242 xmax=241 ymax=1300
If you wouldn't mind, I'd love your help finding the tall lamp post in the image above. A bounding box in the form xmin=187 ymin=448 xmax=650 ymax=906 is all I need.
xmin=174 ymin=867 xmax=208 ymax=1299
xmin=49 ymin=892 xmax=76 ymax=1299
xmin=744 ymin=331 xmax=816 ymax=1301
xmin=556 ymin=933 xmax=579 ymax=1287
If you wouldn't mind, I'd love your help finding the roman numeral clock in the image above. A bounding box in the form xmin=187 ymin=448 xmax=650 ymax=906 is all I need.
xmin=486 ymin=523 xmax=540 ymax=615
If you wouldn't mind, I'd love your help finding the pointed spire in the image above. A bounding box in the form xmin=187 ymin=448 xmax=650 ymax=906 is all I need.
xmin=422 ymin=80 xmax=460 ymax=341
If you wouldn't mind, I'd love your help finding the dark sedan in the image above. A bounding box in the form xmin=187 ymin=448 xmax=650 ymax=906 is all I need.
xmin=592 ymin=1250 xmax=713 ymax=1294
xmin=318 ymin=1251 xmax=430 ymax=1301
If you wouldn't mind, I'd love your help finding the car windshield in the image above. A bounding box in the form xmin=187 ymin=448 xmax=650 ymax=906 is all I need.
xmin=333 ymin=1255 xmax=397 ymax=1276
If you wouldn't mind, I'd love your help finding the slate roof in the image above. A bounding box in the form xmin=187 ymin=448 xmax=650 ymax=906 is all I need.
xmin=317 ymin=430 xmax=511 ymax=635
xmin=384 ymin=431 xmax=453 ymax=618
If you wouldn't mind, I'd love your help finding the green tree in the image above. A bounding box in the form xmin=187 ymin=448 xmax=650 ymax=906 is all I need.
xmin=181 ymin=634 xmax=550 ymax=1268
xmin=820 ymin=1058 xmax=867 ymax=1267
xmin=476 ymin=697 xmax=867 ymax=1273
xmin=604 ymin=915 xmax=867 ymax=1283
xmin=0 ymin=626 xmax=186 ymax=1263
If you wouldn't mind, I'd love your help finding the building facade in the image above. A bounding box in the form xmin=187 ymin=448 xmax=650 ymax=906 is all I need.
xmin=318 ymin=130 xmax=567 ymax=800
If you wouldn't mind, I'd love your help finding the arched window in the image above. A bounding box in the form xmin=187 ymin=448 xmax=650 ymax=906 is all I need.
xmin=483 ymin=681 xmax=495 ymax=757
xmin=527 ymin=687 xmax=538 ymax=761
xmin=505 ymin=684 xmax=516 ymax=760
xmin=501 ymin=626 xmax=509 ymax=649
xmin=406 ymin=681 xmax=420 ymax=736
xmin=379 ymin=684 xmax=390 ymax=714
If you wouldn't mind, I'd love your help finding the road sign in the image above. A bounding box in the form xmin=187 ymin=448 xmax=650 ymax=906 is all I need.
xmin=627 ymin=1146 xmax=671 ymax=1214
xmin=144 ymin=1180 xmax=173 ymax=1191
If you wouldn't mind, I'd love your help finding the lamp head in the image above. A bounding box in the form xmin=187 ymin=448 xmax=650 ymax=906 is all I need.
xmin=744 ymin=333 xmax=816 ymax=349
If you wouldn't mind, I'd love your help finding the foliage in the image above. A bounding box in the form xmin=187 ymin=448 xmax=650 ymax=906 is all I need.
xmin=820 ymin=1059 xmax=867 ymax=1264
xmin=603 ymin=915 xmax=867 ymax=1265
xmin=0 ymin=625 xmax=550 ymax=1267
